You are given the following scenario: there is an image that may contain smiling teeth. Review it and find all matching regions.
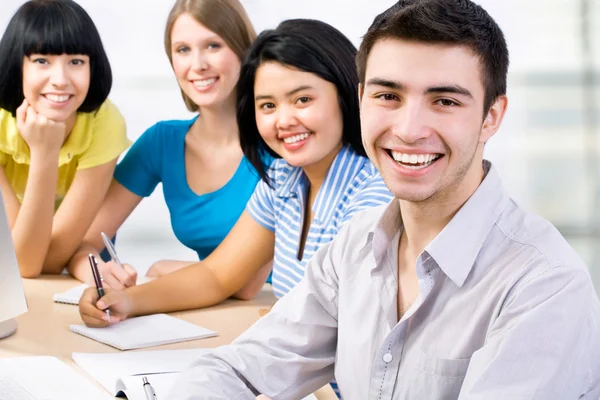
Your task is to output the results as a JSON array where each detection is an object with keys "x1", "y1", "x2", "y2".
[
  {"x1": 390, "y1": 152, "x2": 440, "y2": 164},
  {"x1": 45, "y1": 94, "x2": 70, "y2": 103},
  {"x1": 193, "y1": 78, "x2": 217, "y2": 88},
  {"x1": 283, "y1": 133, "x2": 309, "y2": 144}
]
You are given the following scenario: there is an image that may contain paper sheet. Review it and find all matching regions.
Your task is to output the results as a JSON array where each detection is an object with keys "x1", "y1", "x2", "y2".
[
  {"x1": 73, "y1": 348, "x2": 209, "y2": 394},
  {"x1": 0, "y1": 356, "x2": 111, "y2": 400}
]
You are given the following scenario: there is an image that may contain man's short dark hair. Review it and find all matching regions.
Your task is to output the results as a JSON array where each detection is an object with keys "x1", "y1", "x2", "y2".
[
  {"x1": 357, "y1": 0, "x2": 509, "y2": 113},
  {"x1": 0, "y1": 0, "x2": 112, "y2": 116}
]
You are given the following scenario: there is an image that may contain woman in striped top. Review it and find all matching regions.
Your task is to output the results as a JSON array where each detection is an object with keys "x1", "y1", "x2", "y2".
[
  {"x1": 78, "y1": 19, "x2": 392, "y2": 326},
  {"x1": 237, "y1": 19, "x2": 394, "y2": 298}
]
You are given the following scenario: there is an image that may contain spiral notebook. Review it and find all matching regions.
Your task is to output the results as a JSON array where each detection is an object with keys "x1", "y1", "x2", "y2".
[{"x1": 69, "y1": 314, "x2": 217, "y2": 350}]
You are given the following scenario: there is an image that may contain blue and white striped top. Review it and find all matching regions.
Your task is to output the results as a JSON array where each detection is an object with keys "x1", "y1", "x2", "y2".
[{"x1": 247, "y1": 144, "x2": 394, "y2": 298}]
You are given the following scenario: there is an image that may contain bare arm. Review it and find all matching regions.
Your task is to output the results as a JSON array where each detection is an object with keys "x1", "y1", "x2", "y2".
[
  {"x1": 147, "y1": 259, "x2": 273, "y2": 301},
  {"x1": 128, "y1": 211, "x2": 275, "y2": 315},
  {"x1": 67, "y1": 179, "x2": 142, "y2": 286},
  {"x1": 0, "y1": 152, "x2": 59, "y2": 278},
  {"x1": 233, "y1": 260, "x2": 273, "y2": 301},
  {"x1": 79, "y1": 211, "x2": 275, "y2": 325},
  {"x1": 1, "y1": 100, "x2": 121, "y2": 277},
  {"x1": 42, "y1": 159, "x2": 117, "y2": 274},
  {"x1": 0, "y1": 101, "x2": 69, "y2": 277}
]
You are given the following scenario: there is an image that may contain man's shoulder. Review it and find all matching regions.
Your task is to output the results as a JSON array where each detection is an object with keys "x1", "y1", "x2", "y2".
[{"x1": 495, "y1": 199, "x2": 585, "y2": 271}]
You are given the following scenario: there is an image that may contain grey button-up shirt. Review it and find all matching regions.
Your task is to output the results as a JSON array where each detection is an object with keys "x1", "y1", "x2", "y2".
[{"x1": 170, "y1": 161, "x2": 600, "y2": 400}]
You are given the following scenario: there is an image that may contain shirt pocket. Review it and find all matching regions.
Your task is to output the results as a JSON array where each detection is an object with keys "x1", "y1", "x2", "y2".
[
  {"x1": 399, "y1": 350, "x2": 471, "y2": 400},
  {"x1": 415, "y1": 350, "x2": 471, "y2": 378}
]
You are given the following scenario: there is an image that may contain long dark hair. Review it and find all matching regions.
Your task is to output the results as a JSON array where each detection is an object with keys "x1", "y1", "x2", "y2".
[{"x1": 237, "y1": 19, "x2": 364, "y2": 184}]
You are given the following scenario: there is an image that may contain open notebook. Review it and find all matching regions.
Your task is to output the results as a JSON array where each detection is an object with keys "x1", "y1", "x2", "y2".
[
  {"x1": 69, "y1": 314, "x2": 217, "y2": 350},
  {"x1": 73, "y1": 349, "x2": 317, "y2": 400},
  {"x1": 73, "y1": 349, "x2": 205, "y2": 400}
]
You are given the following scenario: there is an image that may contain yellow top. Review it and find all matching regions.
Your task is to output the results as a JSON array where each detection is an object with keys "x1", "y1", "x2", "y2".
[{"x1": 0, "y1": 99, "x2": 131, "y2": 209}]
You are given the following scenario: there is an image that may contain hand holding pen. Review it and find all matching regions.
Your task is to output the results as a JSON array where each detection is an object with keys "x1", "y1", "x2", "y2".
[
  {"x1": 96, "y1": 232, "x2": 137, "y2": 289},
  {"x1": 88, "y1": 254, "x2": 110, "y2": 321},
  {"x1": 78, "y1": 278, "x2": 135, "y2": 327}
]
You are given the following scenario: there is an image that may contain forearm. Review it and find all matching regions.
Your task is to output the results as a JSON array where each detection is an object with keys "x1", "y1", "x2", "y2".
[
  {"x1": 146, "y1": 259, "x2": 195, "y2": 277},
  {"x1": 43, "y1": 229, "x2": 98, "y2": 274},
  {"x1": 233, "y1": 260, "x2": 272, "y2": 301},
  {"x1": 11, "y1": 151, "x2": 59, "y2": 277},
  {"x1": 67, "y1": 244, "x2": 102, "y2": 285},
  {"x1": 127, "y1": 263, "x2": 231, "y2": 316}
]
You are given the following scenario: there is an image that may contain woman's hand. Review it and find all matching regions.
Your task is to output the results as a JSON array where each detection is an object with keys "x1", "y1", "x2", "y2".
[
  {"x1": 15, "y1": 99, "x2": 65, "y2": 154},
  {"x1": 78, "y1": 286, "x2": 133, "y2": 327},
  {"x1": 99, "y1": 260, "x2": 138, "y2": 289}
]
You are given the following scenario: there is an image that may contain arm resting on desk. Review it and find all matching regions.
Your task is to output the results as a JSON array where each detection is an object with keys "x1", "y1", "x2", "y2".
[
  {"x1": 126, "y1": 211, "x2": 275, "y2": 316},
  {"x1": 80, "y1": 211, "x2": 276, "y2": 326}
]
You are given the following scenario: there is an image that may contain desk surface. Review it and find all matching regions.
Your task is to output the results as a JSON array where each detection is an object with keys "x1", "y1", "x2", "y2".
[{"x1": 0, "y1": 276, "x2": 336, "y2": 399}]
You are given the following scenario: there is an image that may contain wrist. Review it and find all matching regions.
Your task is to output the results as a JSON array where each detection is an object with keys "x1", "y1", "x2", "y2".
[
  {"x1": 126, "y1": 285, "x2": 142, "y2": 317},
  {"x1": 29, "y1": 148, "x2": 60, "y2": 165}
]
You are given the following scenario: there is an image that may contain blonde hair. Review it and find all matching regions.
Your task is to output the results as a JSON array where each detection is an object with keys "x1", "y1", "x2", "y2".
[{"x1": 165, "y1": 0, "x2": 256, "y2": 111}]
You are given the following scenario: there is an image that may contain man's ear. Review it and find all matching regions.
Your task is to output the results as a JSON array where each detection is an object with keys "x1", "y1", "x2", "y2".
[{"x1": 480, "y1": 95, "x2": 508, "y2": 143}]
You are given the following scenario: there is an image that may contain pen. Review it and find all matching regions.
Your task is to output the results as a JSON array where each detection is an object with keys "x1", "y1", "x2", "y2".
[
  {"x1": 88, "y1": 254, "x2": 110, "y2": 321},
  {"x1": 142, "y1": 376, "x2": 159, "y2": 400},
  {"x1": 101, "y1": 232, "x2": 123, "y2": 269}
]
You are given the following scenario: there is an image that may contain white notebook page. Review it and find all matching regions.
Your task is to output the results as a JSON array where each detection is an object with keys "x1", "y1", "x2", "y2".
[
  {"x1": 69, "y1": 313, "x2": 217, "y2": 350},
  {"x1": 73, "y1": 348, "x2": 209, "y2": 393}
]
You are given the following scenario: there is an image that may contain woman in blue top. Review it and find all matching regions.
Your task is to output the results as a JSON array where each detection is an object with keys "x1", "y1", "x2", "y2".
[
  {"x1": 68, "y1": 0, "x2": 268, "y2": 292},
  {"x1": 79, "y1": 19, "x2": 393, "y2": 321}
]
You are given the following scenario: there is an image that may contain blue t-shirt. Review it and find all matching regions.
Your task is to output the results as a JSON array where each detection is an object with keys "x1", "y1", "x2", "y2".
[{"x1": 114, "y1": 118, "x2": 261, "y2": 260}]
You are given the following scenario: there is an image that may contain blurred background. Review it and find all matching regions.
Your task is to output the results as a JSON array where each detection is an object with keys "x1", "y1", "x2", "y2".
[{"x1": 1, "y1": 0, "x2": 599, "y2": 292}]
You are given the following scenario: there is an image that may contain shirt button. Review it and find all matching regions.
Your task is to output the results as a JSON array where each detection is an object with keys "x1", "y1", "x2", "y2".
[{"x1": 383, "y1": 353, "x2": 393, "y2": 363}]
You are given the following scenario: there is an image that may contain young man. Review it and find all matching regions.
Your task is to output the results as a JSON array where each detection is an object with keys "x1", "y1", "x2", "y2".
[{"x1": 169, "y1": 1, "x2": 600, "y2": 399}]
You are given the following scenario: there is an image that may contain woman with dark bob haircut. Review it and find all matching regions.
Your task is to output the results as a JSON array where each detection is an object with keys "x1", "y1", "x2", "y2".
[
  {"x1": 0, "y1": 0, "x2": 130, "y2": 278},
  {"x1": 79, "y1": 20, "x2": 392, "y2": 389}
]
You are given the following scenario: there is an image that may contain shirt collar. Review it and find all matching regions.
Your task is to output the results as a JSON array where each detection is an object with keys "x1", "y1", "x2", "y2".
[
  {"x1": 424, "y1": 161, "x2": 510, "y2": 286},
  {"x1": 370, "y1": 199, "x2": 403, "y2": 268},
  {"x1": 368, "y1": 160, "x2": 509, "y2": 287},
  {"x1": 275, "y1": 166, "x2": 305, "y2": 198}
]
